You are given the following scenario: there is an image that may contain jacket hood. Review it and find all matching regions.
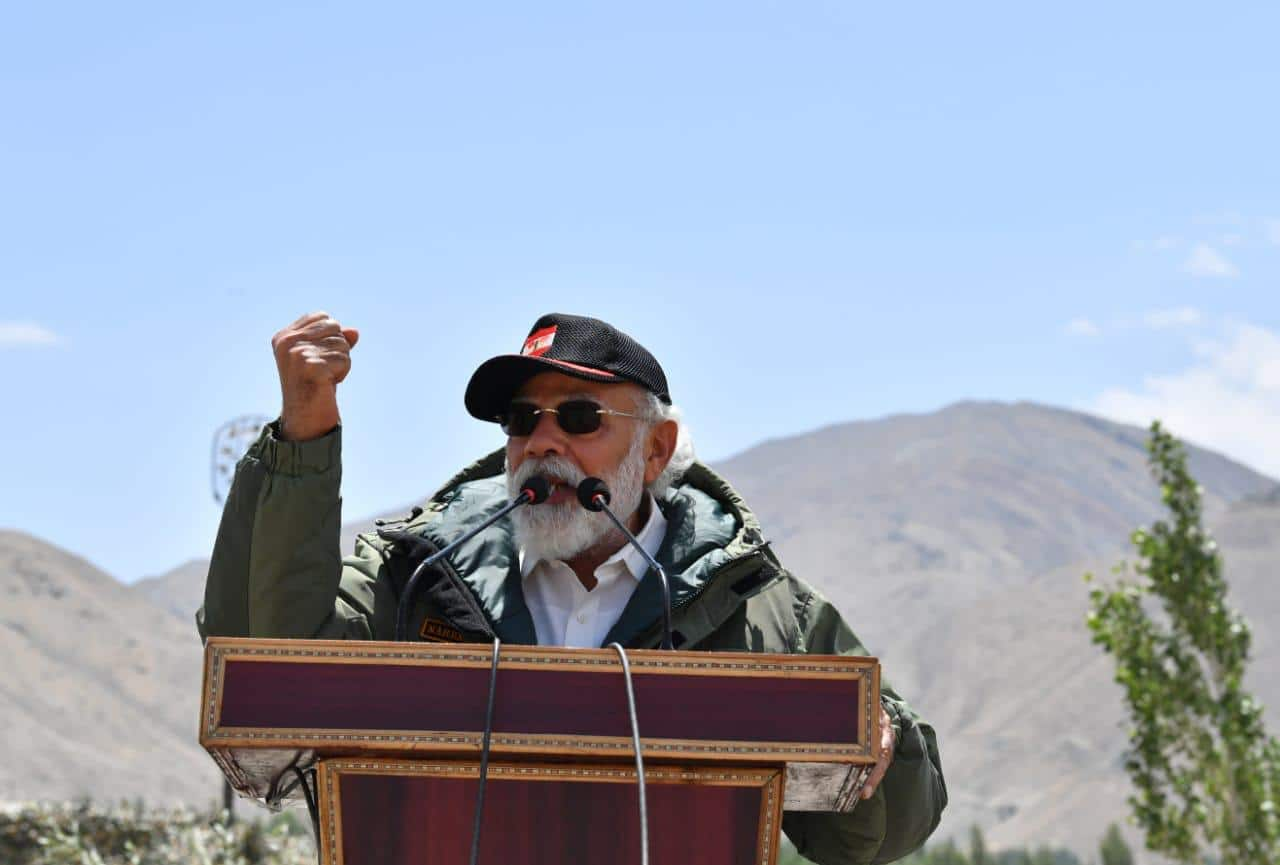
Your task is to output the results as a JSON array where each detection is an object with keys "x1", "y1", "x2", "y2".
[{"x1": 404, "y1": 449, "x2": 778, "y2": 647}]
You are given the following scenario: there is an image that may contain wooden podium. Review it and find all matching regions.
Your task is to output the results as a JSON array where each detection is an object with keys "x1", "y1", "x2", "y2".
[{"x1": 200, "y1": 637, "x2": 880, "y2": 865}]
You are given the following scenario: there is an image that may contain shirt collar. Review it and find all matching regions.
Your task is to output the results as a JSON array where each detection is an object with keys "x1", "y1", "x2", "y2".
[{"x1": 519, "y1": 492, "x2": 667, "y2": 582}]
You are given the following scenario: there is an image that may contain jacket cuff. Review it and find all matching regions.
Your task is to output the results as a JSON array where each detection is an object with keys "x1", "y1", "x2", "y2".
[{"x1": 247, "y1": 418, "x2": 342, "y2": 476}]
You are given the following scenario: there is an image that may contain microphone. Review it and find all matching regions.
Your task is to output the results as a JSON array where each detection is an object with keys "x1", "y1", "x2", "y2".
[
  {"x1": 577, "y1": 477, "x2": 675, "y2": 651},
  {"x1": 519, "y1": 476, "x2": 553, "y2": 506},
  {"x1": 395, "y1": 476, "x2": 550, "y2": 641}
]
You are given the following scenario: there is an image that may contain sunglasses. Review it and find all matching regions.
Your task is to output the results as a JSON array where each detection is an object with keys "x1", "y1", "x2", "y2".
[{"x1": 498, "y1": 399, "x2": 644, "y2": 436}]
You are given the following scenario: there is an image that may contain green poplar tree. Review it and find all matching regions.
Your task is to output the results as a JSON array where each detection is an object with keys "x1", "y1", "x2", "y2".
[
  {"x1": 930, "y1": 839, "x2": 968, "y2": 865},
  {"x1": 970, "y1": 825, "x2": 990, "y2": 865},
  {"x1": 995, "y1": 851, "x2": 1031, "y2": 865},
  {"x1": 1098, "y1": 823, "x2": 1133, "y2": 865},
  {"x1": 1086, "y1": 421, "x2": 1280, "y2": 864}
]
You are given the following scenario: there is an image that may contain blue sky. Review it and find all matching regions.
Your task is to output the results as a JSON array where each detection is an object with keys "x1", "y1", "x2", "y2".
[{"x1": 2, "y1": 2, "x2": 1278, "y2": 582}]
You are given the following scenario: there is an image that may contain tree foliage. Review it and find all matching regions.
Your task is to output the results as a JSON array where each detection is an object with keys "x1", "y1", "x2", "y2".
[
  {"x1": 893, "y1": 837, "x2": 1082, "y2": 865},
  {"x1": 1086, "y1": 421, "x2": 1280, "y2": 864},
  {"x1": 0, "y1": 801, "x2": 312, "y2": 865},
  {"x1": 781, "y1": 827, "x2": 1082, "y2": 865},
  {"x1": 970, "y1": 825, "x2": 990, "y2": 865},
  {"x1": 1098, "y1": 823, "x2": 1133, "y2": 865}
]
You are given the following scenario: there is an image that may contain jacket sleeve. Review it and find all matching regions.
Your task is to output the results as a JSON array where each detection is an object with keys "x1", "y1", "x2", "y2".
[
  {"x1": 196, "y1": 421, "x2": 389, "y2": 642},
  {"x1": 784, "y1": 585, "x2": 948, "y2": 865}
]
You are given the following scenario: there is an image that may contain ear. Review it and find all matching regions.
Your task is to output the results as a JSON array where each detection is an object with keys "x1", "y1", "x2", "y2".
[{"x1": 643, "y1": 419, "x2": 679, "y2": 487}]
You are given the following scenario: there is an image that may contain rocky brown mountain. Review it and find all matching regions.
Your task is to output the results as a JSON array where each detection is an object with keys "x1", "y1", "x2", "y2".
[{"x1": 0, "y1": 532, "x2": 222, "y2": 806}]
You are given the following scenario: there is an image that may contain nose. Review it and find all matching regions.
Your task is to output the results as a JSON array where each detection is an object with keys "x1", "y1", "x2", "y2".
[{"x1": 522, "y1": 408, "x2": 567, "y2": 458}]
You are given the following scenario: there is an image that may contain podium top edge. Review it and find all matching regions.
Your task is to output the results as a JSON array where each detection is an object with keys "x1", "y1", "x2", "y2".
[{"x1": 203, "y1": 636, "x2": 878, "y2": 670}]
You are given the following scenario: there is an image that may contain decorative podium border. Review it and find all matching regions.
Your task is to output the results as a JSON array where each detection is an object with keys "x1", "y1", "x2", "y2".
[
  {"x1": 200, "y1": 637, "x2": 879, "y2": 765},
  {"x1": 316, "y1": 758, "x2": 785, "y2": 865}
]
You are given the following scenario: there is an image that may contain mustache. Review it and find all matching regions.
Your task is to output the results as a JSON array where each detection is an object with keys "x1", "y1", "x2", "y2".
[{"x1": 508, "y1": 456, "x2": 587, "y2": 496}]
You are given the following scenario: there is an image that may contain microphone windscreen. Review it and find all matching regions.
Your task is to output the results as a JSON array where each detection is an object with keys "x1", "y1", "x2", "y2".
[
  {"x1": 576, "y1": 477, "x2": 611, "y2": 511},
  {"x1": 521, "y1": 476, "x2": 551, "y2": 504}
]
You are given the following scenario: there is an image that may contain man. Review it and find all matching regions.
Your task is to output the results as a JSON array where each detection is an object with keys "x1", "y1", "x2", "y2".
[{"x1": 198, "y1": 311, "x2": 946, "y2": 865}]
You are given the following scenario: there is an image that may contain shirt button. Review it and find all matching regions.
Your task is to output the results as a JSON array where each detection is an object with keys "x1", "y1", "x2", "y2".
[{"x1": 576, "y1": 613, "x2": 588, "y2": 624}]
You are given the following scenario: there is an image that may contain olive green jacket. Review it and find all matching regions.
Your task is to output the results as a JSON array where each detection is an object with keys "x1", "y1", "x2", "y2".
[{"x1": 198, "y1": 423, "x2": 947, "y2": 864}]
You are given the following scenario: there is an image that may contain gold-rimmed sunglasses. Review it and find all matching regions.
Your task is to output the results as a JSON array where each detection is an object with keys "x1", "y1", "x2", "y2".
[{"x1": 498, "y1": 399, "x2": 644, "y2": 436}]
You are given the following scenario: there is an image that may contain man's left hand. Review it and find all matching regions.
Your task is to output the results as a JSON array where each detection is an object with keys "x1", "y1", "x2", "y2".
[{"x1": 860, "y1": 705, "x2": 897, "y2": 799}]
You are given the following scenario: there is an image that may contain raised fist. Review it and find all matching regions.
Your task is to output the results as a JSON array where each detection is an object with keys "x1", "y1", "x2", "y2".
[{"x1": 272, "y1": 312, "x2": 360, "y2": 441}]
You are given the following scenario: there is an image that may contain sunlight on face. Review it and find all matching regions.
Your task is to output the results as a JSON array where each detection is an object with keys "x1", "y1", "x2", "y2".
[{"x1": 504, "y1": 373, "x2": 650, "y2": 563}]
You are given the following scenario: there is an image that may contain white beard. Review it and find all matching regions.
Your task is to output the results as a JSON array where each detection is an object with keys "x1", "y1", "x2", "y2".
[{"x1": 506, "y1": 434, "x2": 647, "y2": 564}]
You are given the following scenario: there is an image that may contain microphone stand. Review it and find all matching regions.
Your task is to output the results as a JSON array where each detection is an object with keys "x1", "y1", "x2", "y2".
[
  {"x1": 577, "y1": 477, "x2": 674, "y2": 651},
  {"x1": 394, "y1": 477, "x2": 550, "y2": 641},
  {"x1": 575, "y1": 477, "x2": 666, "y2": 865}
]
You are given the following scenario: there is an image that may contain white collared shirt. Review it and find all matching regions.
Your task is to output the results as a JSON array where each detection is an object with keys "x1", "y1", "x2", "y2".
[{"x1": 520, "y1": 495, "x2": 668, "y2": 648}]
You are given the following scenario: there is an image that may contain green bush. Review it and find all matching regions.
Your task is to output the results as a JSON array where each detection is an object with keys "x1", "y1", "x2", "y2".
[{"x1": 0, "y1": 801, "x2": 315, "y2": 865}]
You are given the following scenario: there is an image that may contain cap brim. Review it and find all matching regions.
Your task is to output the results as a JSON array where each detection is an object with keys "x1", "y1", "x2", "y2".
[{"x1": 465, "y1": 354, "x2": 626, "y2": 422}]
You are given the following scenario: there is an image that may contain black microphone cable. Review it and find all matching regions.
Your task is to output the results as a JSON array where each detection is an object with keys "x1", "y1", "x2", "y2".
[
  {"x1": 395, "y1": 477, "x2": 551, "y2": 641},
  {"x1": 469, "y1": 637, "x2": 501, "y2": 865},
  {"x1": 266, "y1": 753, "x2": 319, "y2": 853},
  {"x1": 577, "y1": 478, "x2": 675, "y2": 651},
  {"x1": 609, "y1": 642, "x2": 649, "y2": 865},
  {"x1": 288, "y1": 764, "x2": 320, "y2": 853},
  {"x1": 469, "y1": 641, "x2": 648, "y2": 865}
]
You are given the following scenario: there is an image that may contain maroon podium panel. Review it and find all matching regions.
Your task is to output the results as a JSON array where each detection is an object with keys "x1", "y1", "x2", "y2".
[
  {"x1": 317, "y1": 759, "x2": 784, "y2": 865},
  {"x1": 201, "y1": 638, "x2": 879, "y2": 766}
]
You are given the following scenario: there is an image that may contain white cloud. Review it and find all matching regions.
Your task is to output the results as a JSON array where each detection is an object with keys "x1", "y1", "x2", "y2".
[
  {"x1": 1064, "y1": 318, "x2": 1101, "y2": 337},
  {"x1": 1183, "y1": 243, "x2": 1239, "y2": 278},
  {"x1": 0, "y1": 321, "x2": 61, "y2": 348},
  {"x1": 1090, "y1": 322, "x2": 1280, "y2": 479},
  {"x1": 1143, "y1": 307, "x2": 1202, "y2": 330}
]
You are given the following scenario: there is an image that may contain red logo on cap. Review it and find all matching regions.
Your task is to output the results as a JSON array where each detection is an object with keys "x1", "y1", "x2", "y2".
[{"x1": 522, "y1": 325, "x2": 557, "y2": 357}]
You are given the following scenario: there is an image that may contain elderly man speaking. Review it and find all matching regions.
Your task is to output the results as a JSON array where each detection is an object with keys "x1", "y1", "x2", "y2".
[{"x1": 198, "y1": 311, "x2": 946, "y2": 865}]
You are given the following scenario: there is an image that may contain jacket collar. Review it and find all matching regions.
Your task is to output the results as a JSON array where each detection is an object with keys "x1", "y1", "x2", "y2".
[{"x1": 408, "y1": 450, "x2": 775, "y2": 648}]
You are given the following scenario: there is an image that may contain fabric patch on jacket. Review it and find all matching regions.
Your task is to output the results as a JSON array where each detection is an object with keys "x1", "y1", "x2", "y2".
[{"x1": 420, "y1": 617, "x2": 465, "y2": 643}]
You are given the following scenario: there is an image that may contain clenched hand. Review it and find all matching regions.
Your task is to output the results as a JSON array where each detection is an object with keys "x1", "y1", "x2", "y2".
[
  {"x1": 272, "y1": 311, "x2": 359, "y2": 441},
  {"x1": 860, "y1": 705, "x2": 897, "y2": 799}
]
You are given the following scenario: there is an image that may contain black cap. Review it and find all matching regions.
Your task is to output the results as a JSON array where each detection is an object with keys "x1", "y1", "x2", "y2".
[{"x1": 465, "y1": 313, "x2": 671, "y2": 422}]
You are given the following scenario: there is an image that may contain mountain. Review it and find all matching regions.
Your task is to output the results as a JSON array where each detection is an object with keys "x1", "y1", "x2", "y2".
[
  {"x1": 0, "y1": 531, "x2": 222, "y2": 805},
  {"x1": 6, "y1": 401, "x2": 1278, "y2": 861},
  {"x1": 719, "y1": 400, "x2": 1267, "y2": 598},
  {"x1": 130, "y1": 559, "x2": 209, "y2": 625}
]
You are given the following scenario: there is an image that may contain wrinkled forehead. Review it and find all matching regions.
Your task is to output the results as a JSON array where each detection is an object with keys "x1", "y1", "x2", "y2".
[{"x1": 513, "y1": 371, "x2": 646, "y2": 409}]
